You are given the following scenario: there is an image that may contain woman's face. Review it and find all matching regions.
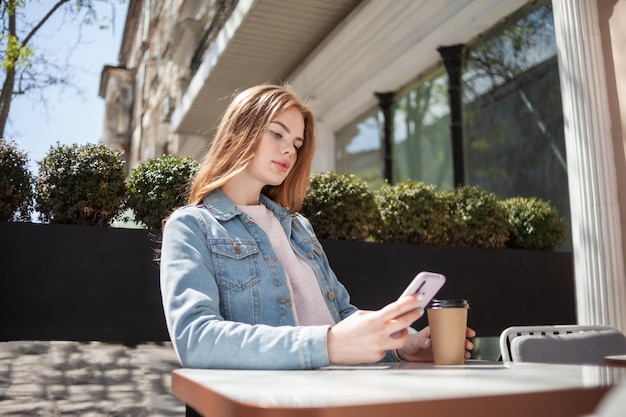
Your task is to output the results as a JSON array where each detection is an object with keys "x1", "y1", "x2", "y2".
[{"x1": 245, "y1": 107, "x2": 305, "y2": 189}]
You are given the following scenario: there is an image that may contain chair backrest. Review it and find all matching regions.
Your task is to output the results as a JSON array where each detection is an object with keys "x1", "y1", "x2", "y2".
[{"x1": 499, "y1": 324, "x2": 626, "y2": 365}]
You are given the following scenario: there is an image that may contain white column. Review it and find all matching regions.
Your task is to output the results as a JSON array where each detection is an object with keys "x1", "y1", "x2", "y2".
[
  {"x1": 311, "y1": 121, "x2": 336, "y2": 174},
  {"x1": 552, "y1": 0, "x2": 626, "y2": 332}
]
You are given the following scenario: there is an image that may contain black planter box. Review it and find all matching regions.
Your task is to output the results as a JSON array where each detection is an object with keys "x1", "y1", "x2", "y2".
[
  {"x1": 0, "y1": 221, "x2": 575, "y2": 343},
  {"x1": 0, "y1": 221, "x2": 167, "y2": 343},
  {"x1": 321, "y1": 239, "x2": 576, "y2": 337}
]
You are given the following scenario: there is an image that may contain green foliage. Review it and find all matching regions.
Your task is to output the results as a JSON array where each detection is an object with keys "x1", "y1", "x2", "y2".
[
  {"x1": 502, "y1": 197, "x2": 567, "y2": 250},
  {"x1": 126, "y1": 155, "x2": 200, "y2": 230},
  {"x1": 0, "y1": 138, "x2": 33, "y2": 221},
  {"x1": 302, "y1": 173, "x2": 565, "y2": 250},
  {"x1": 300, "y1": 172, "x2": 381, "y2": 240},
  {"x1": 35, "y1": 142, "x2": 126, "y2": 226},
  {"x1": 441, "y1": 185, "x2": 510, "y2": 248},
  {"x1": 2, "y1": 0, "x2": 25, "y2": 15},
  {"x1": 374, "y1": 180, "x2": 450, "y2": 245},
  {"x1": 2, "y1": 33, "x2": 34, "y2": 70}
]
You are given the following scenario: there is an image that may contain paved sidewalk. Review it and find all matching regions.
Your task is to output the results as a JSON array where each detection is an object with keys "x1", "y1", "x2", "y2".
[{"x1": 0, "y1": 341, "x2": 185, "y2": 416}]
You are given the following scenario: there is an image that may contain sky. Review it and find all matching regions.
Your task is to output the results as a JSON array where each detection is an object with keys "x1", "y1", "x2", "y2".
[{"x1": 4, "y1": 1, "x2": 128, "y2": 174}]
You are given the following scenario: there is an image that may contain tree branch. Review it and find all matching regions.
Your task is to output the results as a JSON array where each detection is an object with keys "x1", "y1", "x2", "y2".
[{"x1": 22, "y1": 0, "x2": 71, "y2": 47}]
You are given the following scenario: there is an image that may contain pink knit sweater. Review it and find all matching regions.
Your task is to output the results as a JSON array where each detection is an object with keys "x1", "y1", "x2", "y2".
[{"x1": 238, "y1": 204, "x2": 336, "y2": 326}]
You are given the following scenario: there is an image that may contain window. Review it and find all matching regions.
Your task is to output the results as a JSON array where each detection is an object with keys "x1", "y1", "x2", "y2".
[
  {"x1": 335, "y1": 106, "x2": 385, "y2": 189},
  {"x1": 462, "y1": 1, "x2": 570, "y2": 248},
  {"x1": 393, "y1": 70, "x2": 453, "y2": 190}
]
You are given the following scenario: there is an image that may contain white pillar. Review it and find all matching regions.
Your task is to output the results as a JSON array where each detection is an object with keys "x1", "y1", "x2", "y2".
[
  {"x1": 552, "y1": 0, "x2": 626, "y2": 332},
  {"x1": 311, "y1": 121, "x2": 336, "y2": 174}
]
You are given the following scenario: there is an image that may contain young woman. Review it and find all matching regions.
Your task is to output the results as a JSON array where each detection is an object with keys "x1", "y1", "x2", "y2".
[{"x1": 159, "y1": 84, "x2": 474, "y2": 369}]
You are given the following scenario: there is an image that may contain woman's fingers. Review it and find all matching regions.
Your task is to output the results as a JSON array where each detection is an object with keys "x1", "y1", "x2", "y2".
[
  {"x1": 327, "y1": 297, "x2": 427, "y2": 365},
  {"x1": 379, "y1": 297, "x2": 423, "y2": 328},
  {"x1": 379, "y1": 295, "x2": 421, "y2": 318}
]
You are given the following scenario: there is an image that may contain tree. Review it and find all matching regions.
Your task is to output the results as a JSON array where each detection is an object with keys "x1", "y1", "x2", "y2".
[{"x1": 0, "y1": 0, "x2": 115, "y2": 138}]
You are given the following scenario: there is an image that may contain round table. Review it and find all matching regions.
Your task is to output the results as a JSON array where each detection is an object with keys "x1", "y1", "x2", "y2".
[{"x1": 604, "y1": 354, "x2": 626, "y2": 367}]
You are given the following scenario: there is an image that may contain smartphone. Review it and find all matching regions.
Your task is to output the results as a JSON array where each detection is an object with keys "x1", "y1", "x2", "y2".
[{"x1": 398, "y1": 271, "x2": 446, "y2": 308}]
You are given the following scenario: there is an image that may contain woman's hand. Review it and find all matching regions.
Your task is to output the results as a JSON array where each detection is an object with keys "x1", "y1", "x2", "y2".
[
  {"x1": 396, "y1": 326, "x2": 476, "y2": 362},
  {"x1": 327, "y1": 296, "x2": 424, "y2": 365}
]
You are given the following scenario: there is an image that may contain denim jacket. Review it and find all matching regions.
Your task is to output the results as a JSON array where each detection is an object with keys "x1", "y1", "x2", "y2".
[{"x1": 160, "y1": 189, "x2": 397, "y2": 369}]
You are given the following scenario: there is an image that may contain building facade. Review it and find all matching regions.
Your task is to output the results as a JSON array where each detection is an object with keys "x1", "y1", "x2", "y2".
[{"x1": 99, "y1": 0, "x2": 626, "y2": 333}]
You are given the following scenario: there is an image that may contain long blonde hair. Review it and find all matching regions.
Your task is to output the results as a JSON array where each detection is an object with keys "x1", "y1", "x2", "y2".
[{"x1": 188, "y1": 84, "x2": 316, "y2": 212}]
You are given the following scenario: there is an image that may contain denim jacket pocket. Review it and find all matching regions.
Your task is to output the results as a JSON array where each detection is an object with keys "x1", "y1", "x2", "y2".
[{"x1": 210, "y1": 239, "x2": 261, "y2": 291}]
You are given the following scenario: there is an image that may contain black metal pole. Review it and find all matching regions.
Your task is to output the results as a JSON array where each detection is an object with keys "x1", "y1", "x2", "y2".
[
  {"x1": 438, "y1": 44, "x2": 465, "y2": 187},
  {"x1": 375, "y1": 92, "x2": 395, "y2": 184}
]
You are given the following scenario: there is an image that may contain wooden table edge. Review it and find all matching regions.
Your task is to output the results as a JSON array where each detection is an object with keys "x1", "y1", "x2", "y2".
[
  {"x1": 171, "y1": 370, "x2": 610, "y2": 417},
  {"x1": 604, "y1": 355, "x2": 626, "y2": 367}
]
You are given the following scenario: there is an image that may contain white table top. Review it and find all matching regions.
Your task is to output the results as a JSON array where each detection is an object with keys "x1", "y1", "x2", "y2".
[{"x1": 172, "y1": 361, "x2": 626, "y2": 417}]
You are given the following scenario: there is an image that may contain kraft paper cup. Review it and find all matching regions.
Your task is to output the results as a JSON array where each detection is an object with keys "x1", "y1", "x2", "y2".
[{"x1": 427, "y1": 299, "x2": 470, "y2": 365}]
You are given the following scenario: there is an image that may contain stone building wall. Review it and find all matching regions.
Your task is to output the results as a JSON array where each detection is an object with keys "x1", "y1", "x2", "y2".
[{"x1": 100, "y1": 0, "x2": 234, "y2": 171}]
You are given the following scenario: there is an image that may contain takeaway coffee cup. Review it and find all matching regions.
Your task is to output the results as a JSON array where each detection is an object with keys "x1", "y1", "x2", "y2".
[{"x1": 427, "y1": 299, "x2": 470, "y2": 365}]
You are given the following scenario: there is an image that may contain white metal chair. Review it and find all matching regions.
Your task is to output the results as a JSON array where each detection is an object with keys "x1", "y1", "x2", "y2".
[{"x1": 499, "y1": 324, "x2": 626, "y2": 365}]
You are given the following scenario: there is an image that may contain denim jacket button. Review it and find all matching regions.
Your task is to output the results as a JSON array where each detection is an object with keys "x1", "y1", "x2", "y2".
[
  {"x1": 307, "y1": 252, "x2": 314, "y2": 259},
  {"x1": 327, "y1": 291, "x2": 335, "y2": 301},
  {"x1": 279, "y1": 298, "x2": 291, "y2": 304}
]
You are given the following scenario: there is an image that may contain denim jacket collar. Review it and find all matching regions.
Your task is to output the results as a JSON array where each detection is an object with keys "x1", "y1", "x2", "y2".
[{"x1": 203, "y1": 188, "x2": 293, "y2": 223}]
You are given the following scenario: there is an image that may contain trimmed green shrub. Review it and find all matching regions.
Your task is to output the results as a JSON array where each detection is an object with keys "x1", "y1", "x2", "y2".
[
  {"x1": 298, "y1": 171, "x2": 567, "y2": 250},
  {"x1": 0, "y1": 139, "x2": 33, "y2": 221},
  {"x1": 126, "y1": 155, "x2": 200, "y2": 229},
  {"x1": 35, "y1": 143, "x2": 127, "y2": 226},
  {"x1": 374, "y1": 180, "x2": 450, "y2": 245},
  {"x1": 502, "y1": 197, "x2": 567, "y2": 250},
  {"x1": 300, "y1": 172, "x2": 381, "y2": 240},
  {"x1": 442, "y1": 185, "x2": 509, "y2": 248}
]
